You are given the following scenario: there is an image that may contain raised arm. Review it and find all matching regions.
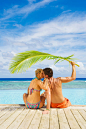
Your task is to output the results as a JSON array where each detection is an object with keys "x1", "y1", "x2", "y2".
[
  {"x1": 38, "y1": 78, "x2": 49, "y2": 90},
  {"x1": 59, "y1": 61, "x2": 76, "y2": 83}
]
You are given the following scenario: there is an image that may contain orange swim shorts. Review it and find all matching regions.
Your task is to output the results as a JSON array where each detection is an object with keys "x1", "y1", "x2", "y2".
[{"x1": 51, "y1": 98, "x2": 71, "y2": 108}]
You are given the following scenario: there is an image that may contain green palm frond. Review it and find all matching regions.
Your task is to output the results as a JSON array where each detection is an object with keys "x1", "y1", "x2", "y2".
[{"x1": 9, "y1": 50, "x2": 80, "y2": 74}]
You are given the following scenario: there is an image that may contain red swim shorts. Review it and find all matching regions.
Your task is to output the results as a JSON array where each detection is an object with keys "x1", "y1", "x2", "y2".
[{"x1": 51, "y1": 98, "x2": 71, "y2": 108}]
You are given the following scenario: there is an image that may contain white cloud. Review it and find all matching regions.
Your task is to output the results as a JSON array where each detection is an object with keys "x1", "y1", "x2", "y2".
[
  {"x1": 49, "y1": 62, "x2": 86, "y2": 77},
  {"x1": 0, "y1": 51, "x2": 16, "y2": 69},
  {"x1": 1, "y1": 13, "x2": 86, "y2": 65},
  {"x1": 77, "y1": 62, "x2": 85, "y2": 70},
  {"x1": 2, "y1": 65, "x2": 9, "y2": 70},
  {"x1": 49, "y1": 64, "x2": 69, "y2": 72},
  {"x1": 76, "y1": 62, "x2": 86, "y2": 74},
  {"x1": 0, "y1": 12, "x2": 86, "y2": 77},
  {"x1": 11, "y1": 51, "x2": 16, "y2": 56},
  {"x1": 2, "y1": 52, "x2": 14, "y2": 59},
  {"x1": 13, "y1": 24, "x2": 23, "y2": 28},
  {"x1": 0, "y1": 61, "x2": 3, "y2": 67},
  {"x1": 28, "y1": 0, "x2": 36, "y2": 4},
  {"x1": 0, "y1": 0, "x2": 54, "y2": 21},
  {"x1": 2, "y1": 12, "x2": 86, "y2": 54}
]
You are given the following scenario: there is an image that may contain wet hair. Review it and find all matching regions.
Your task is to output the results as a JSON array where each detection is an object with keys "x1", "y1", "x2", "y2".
[
  {"x1": 35, "y1": 69, "x2": 43, "y2": 77},
  {"x1": 43, "y1": 68, "x2": 53, "y2": 77}
]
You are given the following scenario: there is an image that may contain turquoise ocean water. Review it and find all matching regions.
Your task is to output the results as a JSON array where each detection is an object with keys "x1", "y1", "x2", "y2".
[{"x1": 0, "y1": 78, "x2": 86, "y2": 105}]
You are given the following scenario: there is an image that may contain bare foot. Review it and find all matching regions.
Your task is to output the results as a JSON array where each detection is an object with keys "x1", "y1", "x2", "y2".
[{"x1": 42, "y1": 110, "x2": 50, "y2": 114}]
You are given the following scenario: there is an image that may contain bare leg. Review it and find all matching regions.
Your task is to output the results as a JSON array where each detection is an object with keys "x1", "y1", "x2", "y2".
[
  {"x1": 39, "y1": 95, "x2": 45, "y2": 108},
  {"x1": 23, "y1": 93, "x2": 28, "y2": 108}
]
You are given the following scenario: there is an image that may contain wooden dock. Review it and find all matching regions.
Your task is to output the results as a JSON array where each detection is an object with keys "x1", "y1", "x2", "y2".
[{"x1": 0, "y1": 105, "x2": 86, "y2": 129}]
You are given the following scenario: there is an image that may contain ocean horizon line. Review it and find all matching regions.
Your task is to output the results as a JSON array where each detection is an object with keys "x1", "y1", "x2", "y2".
[
  {"x1": 0, "y1": 77, "x2": 86, "y2": 78},
  {"x1": 0, "y1": 78, "x2": 86, "y2": 81}
]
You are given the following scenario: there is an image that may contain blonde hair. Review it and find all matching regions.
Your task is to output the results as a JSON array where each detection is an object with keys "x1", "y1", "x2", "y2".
[{"x1": 35, "y1": 69, "x2": 43, "y2": 77}]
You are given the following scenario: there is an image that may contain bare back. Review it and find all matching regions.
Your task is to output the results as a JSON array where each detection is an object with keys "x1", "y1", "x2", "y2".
[
  {"x1": 49, "y1": 77, "x2": 64, "y2": 103},
  {"x1": 47, "y1": 62, "x2": 76, "y2": 104},
  {"x1": 27, "y1": 78, "x2": 48, "y2": 103},
  {"x1": 27, "y1": 79, "x2": 41, "y2": 103}
]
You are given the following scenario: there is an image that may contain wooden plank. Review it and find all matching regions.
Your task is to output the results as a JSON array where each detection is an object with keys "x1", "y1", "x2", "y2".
[
  {"x1": 49, "y1": 108, "x2": 59, "y2": 129},
  {"x1": 71, "y1": 109, "x2": 86, "y2": 129},
  {"x1": 64, "y1": 109, "x2": 80, "y2": 129},
  {"x1": 28, "y1": 109, "x2": 42, "y2": 129},
  {"x1": 0, "y1": 109, "x2": 8, "y2": 118},
  {"x1": 7, "y1": 109, "x2": 29, "y2": 129},
  {"x1": 58, "y1": 109, "x2": 70, "y2": 129},
  {"x1": 0, "y1": 105, "x2": 86, "y2": 129},
  {"x1": 0, "y1": 109, "x2": 24, "y2": 129},
  {"x1": 18, "y1": 109, "x2": 36, "y2": 129},
  {"x1": 39, "y1": 110, "x2": 50, "y2": 129},
  {"x1": 28, "y1": 125, "x2": 40, "y2": 129},
  {"x1": 84, "y1": 109, "x2": 86, "y2": 112},
  {"x1": 78, "y1": 109, "x2": 86, "y2": 121},
  {"x1": 0, "y1": 109, "x2": 16, "y2": 125}
]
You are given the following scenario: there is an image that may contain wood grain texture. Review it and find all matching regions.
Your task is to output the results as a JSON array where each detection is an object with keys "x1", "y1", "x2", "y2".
[{"x1": 0, "y1": 105, "x2": 86, "y2": 129}]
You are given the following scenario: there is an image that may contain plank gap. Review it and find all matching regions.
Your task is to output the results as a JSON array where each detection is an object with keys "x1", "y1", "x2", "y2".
[
  {"x1": 70, "y1": 109, "x2": 82, "y2": 129},
  {"x1": 78, "y1": 109, "x2": 86, "y2": 122},
  {"x1": 63, "y1": 109, "x2": 71, "y2": 129}
]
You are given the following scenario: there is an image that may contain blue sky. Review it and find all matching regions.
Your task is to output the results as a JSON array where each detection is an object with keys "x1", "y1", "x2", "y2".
[{"x1": 0, "y1": 0, "x2": 86, "y2": 78}]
